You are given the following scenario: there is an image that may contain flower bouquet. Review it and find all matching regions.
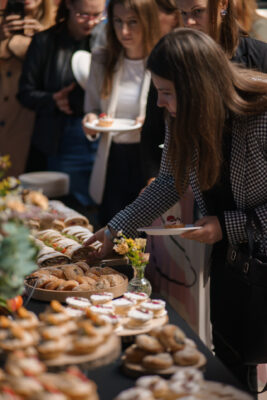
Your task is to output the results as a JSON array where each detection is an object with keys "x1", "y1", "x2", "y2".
[
  {"x1": 0, "y1": 156, "x2": 37, "y2": 314},
  {"x1": 113, "y1": 233, "x2": 152, "y2": 296}
]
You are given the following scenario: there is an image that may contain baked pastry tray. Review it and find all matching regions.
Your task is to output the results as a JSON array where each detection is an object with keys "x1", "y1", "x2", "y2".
[{"x1": 24, "y1": 273, "x2": 128, "y2": 302}]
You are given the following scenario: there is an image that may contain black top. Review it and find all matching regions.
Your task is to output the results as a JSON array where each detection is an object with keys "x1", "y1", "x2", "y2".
[
  {"x1": 17, "y1": 22, "x2": 102, "y2": 155},
  {"x1": 140, "y1": 36, "x2": 267, "y2": 182}
]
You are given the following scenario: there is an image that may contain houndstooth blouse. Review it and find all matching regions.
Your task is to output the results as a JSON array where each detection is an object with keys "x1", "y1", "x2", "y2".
[{"x1": 109, "y1": 112, "x2": 267, "y2": 254}]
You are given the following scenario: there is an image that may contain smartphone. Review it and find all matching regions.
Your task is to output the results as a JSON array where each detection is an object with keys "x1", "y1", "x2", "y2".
[{"x1": 4, "y1": 0, "x2": 25, "y2": 34}]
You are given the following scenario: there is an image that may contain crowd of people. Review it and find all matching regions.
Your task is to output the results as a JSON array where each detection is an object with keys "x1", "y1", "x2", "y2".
[{"x1": 1, "y1": 0, "x2": 267, "y2": 395}]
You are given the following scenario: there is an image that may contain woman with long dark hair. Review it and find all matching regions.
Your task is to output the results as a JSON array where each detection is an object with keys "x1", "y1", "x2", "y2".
[
  {"x1": 140, "y1": 0, "x2": 267, "y2": 185},
  {"x1": 85, "y1": 28, "x2": 267, "y2": 392},
  {"x1": 18, "y1": 0, "x2": 105, "y2": 207}
]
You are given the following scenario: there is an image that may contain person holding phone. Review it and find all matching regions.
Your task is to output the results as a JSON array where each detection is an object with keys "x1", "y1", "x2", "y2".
[
  {"x1": 0, "y1": 0, "x2": 54, "y2": 176},
  {"x1": 18, "y1": 0, "x2": 106, "y2": 208}
]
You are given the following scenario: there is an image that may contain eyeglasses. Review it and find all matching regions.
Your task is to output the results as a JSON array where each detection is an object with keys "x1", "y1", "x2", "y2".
[{"x1": 74, "y1": 10, "x2": 105, "y2": 23}]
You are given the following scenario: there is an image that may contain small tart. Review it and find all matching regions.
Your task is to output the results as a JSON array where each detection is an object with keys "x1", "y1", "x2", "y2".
[
  {"x1": 97, "y1": 114, "x2": 114, "y2": 127},
  {"x1": 123, "y1": 292, "x2": 148, "y2": 304},
  {"x1": 65, "y1": 307, "x2": 84, "y2": 318},
  {"x1": 112, "y1": 298, "x2": 134, "y2": 316},
  {"x1": 126, "y1": 309, "x2": 153, "y2": 329},
  {"x1": 90, "y1": 304, "x2": 114, "y2": 315},
  {"x1": 90, "y1": 292, "x2": 113, "y2": 305},
  {"x1": 140, "y1": 300, "x2": 166, "y2": 317},
  {"x1": 65, "y1": 296, "x2": 91, "y2": 310}
]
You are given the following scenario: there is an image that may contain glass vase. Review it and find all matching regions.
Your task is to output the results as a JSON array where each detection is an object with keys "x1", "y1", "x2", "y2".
[{"x1": 127, "y1": 263, "x2": 152, "y2": 296}]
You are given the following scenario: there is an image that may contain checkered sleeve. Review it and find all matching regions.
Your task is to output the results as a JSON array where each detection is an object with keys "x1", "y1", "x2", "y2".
[
  {"x1": 108, "y1": 126, "x2": 180, "y2": 237},
  {"x1": 224, "y1": 113, "x2": 267, "y2": 254}
]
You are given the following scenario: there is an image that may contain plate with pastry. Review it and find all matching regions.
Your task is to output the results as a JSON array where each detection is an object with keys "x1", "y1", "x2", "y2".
[
  {"x1": 84, "y1": 115, "x2": 142, "y2": 133},
  {"x1": 137, "y1": 225, "x2": 202, "y2": 236}
]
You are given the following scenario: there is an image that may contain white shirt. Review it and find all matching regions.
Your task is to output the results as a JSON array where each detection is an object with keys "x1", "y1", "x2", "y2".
[{"x1": 112, "y1": 58, "x2": 145, "y2": 144}]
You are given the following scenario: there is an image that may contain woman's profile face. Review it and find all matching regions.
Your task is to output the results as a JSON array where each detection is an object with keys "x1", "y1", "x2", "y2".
[
  {"x1": 152, "y1": 73, "x2": 177, "y2": 117},
  {"x1": 176, "y1": 0, "x2": 209, "y2": 33},
  {"x1": 112, "y1": 4, "x2": 143, "y2": 58}
]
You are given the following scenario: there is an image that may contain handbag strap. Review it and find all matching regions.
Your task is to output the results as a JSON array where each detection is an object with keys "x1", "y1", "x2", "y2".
[{"x1": 245, "y1": 210, "x2": 262, "y2": 257}]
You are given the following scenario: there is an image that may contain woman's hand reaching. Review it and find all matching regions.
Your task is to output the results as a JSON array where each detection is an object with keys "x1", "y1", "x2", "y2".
[
  {"x1": 181, "y1": 216, "x2": 223, "y2": 245},
  {"x1": 83, "y1": 227, "x2": 115, "y2": 261}
]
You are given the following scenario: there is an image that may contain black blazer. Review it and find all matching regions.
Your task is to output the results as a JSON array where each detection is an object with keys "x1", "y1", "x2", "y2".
[
  {"x1": 140, "y1": 36, "x2": 267, "y2": 182},
  {"x1": 17, "y1": 22, "x2": 103, "y2": 156}
]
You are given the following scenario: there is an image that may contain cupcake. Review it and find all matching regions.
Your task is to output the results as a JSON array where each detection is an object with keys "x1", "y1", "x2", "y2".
[
  {"x1": 140, "y1": 299, "x2": 166, "y2": 318},
  {"x1": 126, "y1": 309, "x2": 153, "y2": 329},
  {"x1": 112, "y1": 298, "x2": 134, "y2": 316},
  {"x1": 90, "y1": 292, "x2": 113, "y2": 305},
  {"x1": 123, "y1": 292, "x2": 148, "y2": 305},
  {"x1": 90, "y1": 304, "x2": 114, "y2": 316},
  {"x1": 65, "y1": 297, "x2": 91, "y2": 310}
]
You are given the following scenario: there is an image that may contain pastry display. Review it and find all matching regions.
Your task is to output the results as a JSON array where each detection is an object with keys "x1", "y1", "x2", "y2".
[
  {"x1": 64, "y1": 293, "x2": 168, "y2": 335},
  {"x1": 97, "y1": 113, "x2": 114, "y2": 127},
  {"x1": 115, "y1": 368, "x2": 253, "y2": 400},
  {"x1": 25, "y1": 264, "x2": 127, "y2": 300},
  {"x1": 122, "y1": 324, "x2": 206, "y2": 375},
  {"x1": 0, "y1": 301, "x2": 119, "y2": 369},
  {"x1": 35, "y1": 229, "x2": 101, "y2": 261},
  {"x1": 0, "y1": 351, "x2": 99, "y2": 400}
]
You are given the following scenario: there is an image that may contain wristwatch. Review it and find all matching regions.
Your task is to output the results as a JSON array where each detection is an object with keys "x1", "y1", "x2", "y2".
[{"x1": 104, "y1": 226, "x2": 116, "y2": 242}]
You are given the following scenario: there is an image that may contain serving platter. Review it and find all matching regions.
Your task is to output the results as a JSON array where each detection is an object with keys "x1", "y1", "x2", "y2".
[
  {"x1": 45, "y1": 334, "x2": 121, "y2": 370},
  {"x1": 24, "y1": 273, "x2": 128, "y2": 303}
]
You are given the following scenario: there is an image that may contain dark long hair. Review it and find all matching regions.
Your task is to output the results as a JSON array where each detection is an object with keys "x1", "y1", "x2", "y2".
[
  {"x1": 147, "y1": 28, "x2": 267, "y2": 195},
  {"x1": 102, "y1": 0, "x2": 160, "y2": 98}
]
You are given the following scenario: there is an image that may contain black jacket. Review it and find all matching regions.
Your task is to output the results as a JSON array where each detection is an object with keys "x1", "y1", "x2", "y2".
[
  {"x1": 17, "y1": 22, "x2": 103, "y2": 156},
  {"x1": 140, "y1": 36, "x2": 267, "y2": 182}
]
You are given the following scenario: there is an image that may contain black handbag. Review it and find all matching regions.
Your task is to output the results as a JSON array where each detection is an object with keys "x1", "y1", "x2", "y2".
[{"x1": 226, "y1": 213, "x2": 267, "y2": 367}]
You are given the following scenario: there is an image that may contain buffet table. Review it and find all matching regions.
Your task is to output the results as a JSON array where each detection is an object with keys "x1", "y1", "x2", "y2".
[{"x1": 25, "y1": 292, "x2": 254, "y2": 400}]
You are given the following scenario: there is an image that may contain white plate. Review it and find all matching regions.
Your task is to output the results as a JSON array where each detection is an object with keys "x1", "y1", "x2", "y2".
[
  {"x1": 84, "y1": 118, "x2": 142, "y2": 133},
  {"x1": 137, "y1": 225, "x2": 202, "y2": 236},
  {"x1": 71, "y1": 50, "x2": 91, "y2": 90}
]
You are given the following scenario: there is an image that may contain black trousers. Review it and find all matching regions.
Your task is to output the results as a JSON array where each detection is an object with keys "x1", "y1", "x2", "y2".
[
  {"x1": 210, "y1": 243, "x2": 258, "y2": 395},
  {"x1": 98, "y1": 142, "x2": 145, "y2": 226}
]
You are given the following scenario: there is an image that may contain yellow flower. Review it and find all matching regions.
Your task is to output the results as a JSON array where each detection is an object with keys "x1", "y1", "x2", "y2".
[
  {"x1": 135, "y1": 238, "x2": 147, "y2": 249},
  {"x1": 113, "y1": 242, "x2": 129, "y2": 255}
]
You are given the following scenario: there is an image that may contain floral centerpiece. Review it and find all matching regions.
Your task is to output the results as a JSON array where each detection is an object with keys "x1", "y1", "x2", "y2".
[
  {"x1": 113, "y1": 233, "x2": 152, "y2": 296},
  {"x1": 0, "y1": 155, "x2": 37, "y2": 313}
]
